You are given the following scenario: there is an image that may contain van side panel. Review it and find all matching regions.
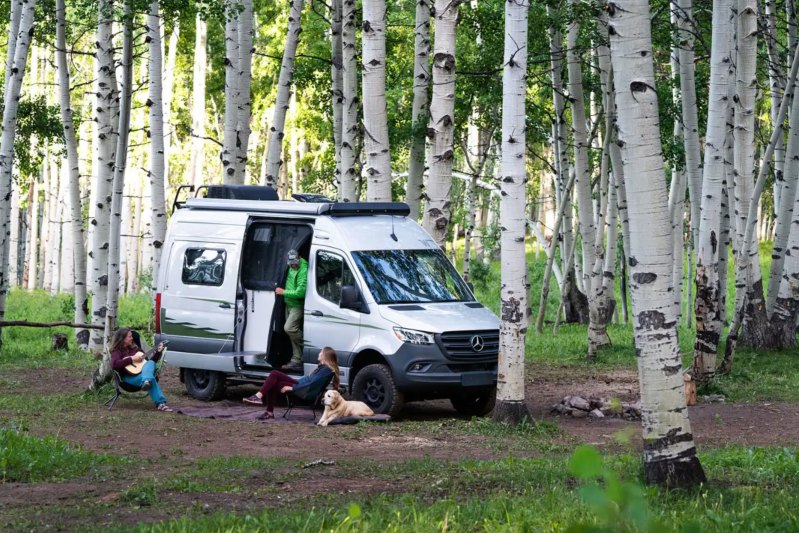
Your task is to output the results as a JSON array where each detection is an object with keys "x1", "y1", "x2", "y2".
[{"x1": 159, "y1": 226, "x2": 242, "y2": 354}]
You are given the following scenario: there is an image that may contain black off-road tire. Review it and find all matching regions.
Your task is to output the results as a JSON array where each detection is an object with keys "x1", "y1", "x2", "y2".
[
  {"x1": 184, "y1": 369, "x2": 226, "y2": 401},
  {"x1": 351, "y1": 364, "x2": 404, "y2": 418},
  {"x1": 450, "y1": 387, "x2": 496, "y2": 417}
]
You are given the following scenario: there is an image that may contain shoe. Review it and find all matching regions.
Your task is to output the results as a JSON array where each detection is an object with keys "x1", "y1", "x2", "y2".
[
  {"x1": 242, "y1": 394, "x2": 263, "y2": 406},
  {"x1": 156, "y1": 403, "x2": 173, "y2": 412},
  {"x1": 141, "y1": 380, "x2": 152, "y2": 391},
  {"x1": 283, "y1": 362, "x2": 303, "y2": 373},
  {"x1": 257, "y1": 411, "x2": 275, "y2": 420}
]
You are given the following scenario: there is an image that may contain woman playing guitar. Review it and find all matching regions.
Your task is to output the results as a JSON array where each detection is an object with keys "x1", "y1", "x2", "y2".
[{"x1": 110, "y1": 328, "x2": 172, "y2": 411}]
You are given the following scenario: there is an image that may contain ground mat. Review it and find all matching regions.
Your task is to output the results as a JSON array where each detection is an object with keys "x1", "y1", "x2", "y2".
[{"x1": 176, "y1": 400, "x2": 317, "y2": 422}]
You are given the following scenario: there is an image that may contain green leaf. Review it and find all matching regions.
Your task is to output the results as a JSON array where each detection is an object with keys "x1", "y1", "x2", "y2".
[
  {"x1": 568, "y1": 446, "x2": 605, "y2": 479},
  {"x1": 348, "y1": 503, "x2": 361, "y2": 519}
]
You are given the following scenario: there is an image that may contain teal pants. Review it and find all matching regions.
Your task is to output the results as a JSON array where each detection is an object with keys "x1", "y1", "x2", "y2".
[{"x1": 284, "y1": 306, "x2": 304, "y2": 364}]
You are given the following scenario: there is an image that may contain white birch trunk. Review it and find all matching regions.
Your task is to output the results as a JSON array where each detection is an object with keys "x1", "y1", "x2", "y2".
[
  {"x1": 494, "y1": 0, "x2": 530, "y2": 424},
  {"x1": 89, "y1": 0, "x2": 118, "y2": 353},
  {"x1": 162, "y1": 18, "x2": 179, "y2": 191},
  {"x1": 676, "y1": 0, "x2": 702, "y2": 248},
  {"x1": 422, "y1": 0, "x2": 458, "y2": 248},
  {"x1": 26, "y1": 176, "x2": 39, "y2": 290},
  {"x1": 265, "y1": 0, "x2": 306, "y2": 187},
  {"x1": 0, "y1": 0, "x2": 37, "y2": 346},
  {"x1": 57, "y1": 159, "x2": 73, "y2": 293},
  {"x1": 147, "y1": 0, "x2": 167, "y2": 292},
  {"x1": 102, "y1": 0, "x2": 134, "y2": 353},
  {"x1": 236, "y1": 0, "x2": 254, "y2": 179},
  {"x1": 765, "y1": 0, "x2": 786, "y2": 210},
  {"x1": 608, "y1": 0, "x2": 705, "y2": 487},
  {"x1": 693, "y1": 0, "x2": 734, "y2": 380},
  {"x1": 406, "y1": 0, "x2": 431, "y2": 220},
  {"x1": 189, "y1": 14, "x2": 207, "y2": 188},
  {"x1": 669, "y1": 4, "x2": 686, "y2": 321},
  {"x1": 8, "y1": 181, "x2": 20, "y2": 287},
  {"x1": 43, "y1": 153, "x2": 57, "y2": 291},
  {"x1": 773, "y1": 187, "x2": 799, "y2": 345},
  {"x1": 4, "y1": 0, "x2": 23, "y2": 90},
  {"x1": 331, "y1": 0, "x2": 344, "y2": 190},
  {"x1": 362, "y1": 0, "x2": 392, "y2": 202},
  {"x1": 338, "y1": 0, "x2": 359, "y2": 201},
  {"x1": 222, "y1": 2, "x2": 241, "y2": 184}
]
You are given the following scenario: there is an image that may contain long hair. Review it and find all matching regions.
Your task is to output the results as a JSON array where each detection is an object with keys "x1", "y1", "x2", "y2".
[
  {"x1": 110, "y1": 328, "x2": 131, "y2": 354},
  {"x1": 321, "y1": 346, "x2": 340, "y2": 390}
]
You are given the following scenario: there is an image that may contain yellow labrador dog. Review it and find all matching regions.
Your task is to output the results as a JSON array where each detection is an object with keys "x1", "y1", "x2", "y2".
[{"x1": 318, "y1": 390, "x2": 374, "y2": 426}]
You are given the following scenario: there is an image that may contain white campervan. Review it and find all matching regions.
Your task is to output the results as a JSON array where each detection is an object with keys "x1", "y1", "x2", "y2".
[{"x1": 155, "y1": 185, "x2": 499, "y2": 417}]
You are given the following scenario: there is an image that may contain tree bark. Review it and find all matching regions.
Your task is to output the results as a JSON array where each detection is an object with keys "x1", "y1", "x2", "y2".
[
  {"x1": 608, "y1": 0, "x2": 706, "y2": 487},
  {"x1": 406, "y1": 0, "x2": 431, "y2": 220},
  {"x1": 222, "y1": 1, "x2": 242, "y2": 184},
  {"x1": 147, "y1": 0, "x2": 168, "y2": 292},
  {"x1": 338, "y1": 0, "x2": 359, "y2": 201},
  {"x1": 236, "y1": 0, "x2": 254, "y2": 178},
  {"x1": 0, "y1": 0, "x2": 38, "y2": 351},
  {"x1": 265, "y1": 0, "x2": 306, "y2": 187},
  {"x1": 189, "y1": 14, "x2": 208, "y2": 188},
  {"x1": 693, "y1": 0, "x2": 734, "y2": 382},
  {"x1": 362, "y1": 0, "x2": 392, "y2": 201},
  {"x1": 494, "y1": 0, "x2": 531, "y2": 425},
  {"x1": 331, "y1": 0, "x2": 344, "y2": 191},
  {"x1": 96, "y1": 0, "x2": 134, "y2": 389},
  {"x1": 162, "y1": 17, "x2": 179, "y2": 189}
]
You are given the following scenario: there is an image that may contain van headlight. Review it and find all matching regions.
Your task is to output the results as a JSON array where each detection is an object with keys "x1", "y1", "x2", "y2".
[{"x1": 393, "y1": 327, "x2": 435, "y2": 345}]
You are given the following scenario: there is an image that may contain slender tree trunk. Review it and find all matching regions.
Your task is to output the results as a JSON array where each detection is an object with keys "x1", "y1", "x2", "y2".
[
  {"x1": 494, "y1": 0, "x2": 530, "y2": 425},
  {"x1": 236, "y1": 0, "x2": 254, "y2": 179},
  {"x1": 147, "y1": 0, "x2": 167, "y2": 291},
  {"x1": 406, "y1": 0, "x2": 431, "y2": 220},
  {"x1": 669, "y1": 4, "x2": 687, "y2": 322},
  {"x1": 89, "y1": 0, "x2": 118, "y2": 354},
  {"x1": 422, "y1": 0, "x2": 459, "y2": 248},
  {"x1": 0, "y1": 0, "x2": 37, "y2": 351},
  {"x1": 4, "y1": 0, "x2": 23, "y2": 90},
  {"x1": 693, "y1": 0, "x2": 734, "y2": 382},
  {"x1": 362, "y1": 0, "x2": 392, "y2": 201},
  {"x1": 94, "y1": 0, "x2": 133, "y2": 389},
  {"x1": 222, "y1": 2, "x2": 241, "y2": 184},
  {"x1": 189, "y1": 14, "x2": 207, "y2": 188},
  {"x1": 764, "y1": 0, "x2": 786, "y2": 211},
  {"x1": 162, "y1": 18, "x2": 179, "y2": 190},
  {"x1": 338, "y1": 0, "x2": 359, "y2": 201},
  {"x1": 608, "y1": 0, "x2": 706, "y2": 487},
  {"x1": 8, "y1": 181, "x2": 20, "y2": 288},
  {"x1": 331, "y1": 0, "x2": 344, "y2": 190},
  {"x1": 26, "y1": 176, "x2": 39, "y2": 290},
  {"x1": 265, "y1": 0, "x2": 306, "y2": 187}
]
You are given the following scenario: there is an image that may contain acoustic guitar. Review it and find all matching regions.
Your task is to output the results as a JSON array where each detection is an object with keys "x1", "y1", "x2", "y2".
[{"x1": 124, "y1": 342, "x2": 167, "y2": 375}]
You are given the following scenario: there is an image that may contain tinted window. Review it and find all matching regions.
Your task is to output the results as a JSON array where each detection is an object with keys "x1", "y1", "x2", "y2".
[
  {"x1": 241, "y1": 223, "x2": 313, "y2": 290},
  {"x1": 316, "y1": 250, "x2": 356, "y2": 304},
  {"x1": 352, "y1": 249, "x2": 473, "y2": 304},
  {"x1": 182, "y1": 248, "x2": 226, "y2": 286}
]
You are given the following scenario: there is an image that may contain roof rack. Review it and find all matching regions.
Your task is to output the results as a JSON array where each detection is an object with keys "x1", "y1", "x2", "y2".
[{"x1": 319, "y1": 202, "x2": 410, "y2": 217}]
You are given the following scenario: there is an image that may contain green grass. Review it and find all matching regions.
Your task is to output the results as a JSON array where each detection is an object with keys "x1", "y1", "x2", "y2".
[
  {"x1": 112, "y1": 446, "x2": 799, "y2": 532},
  {"x1": 0, "y1": 425, "x2": 106, "y2": 482}
]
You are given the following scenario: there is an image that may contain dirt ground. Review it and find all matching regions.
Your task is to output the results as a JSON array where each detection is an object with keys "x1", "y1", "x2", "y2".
[{"x1": 2, "y1": 363, "x2": 798, "y2": 531}]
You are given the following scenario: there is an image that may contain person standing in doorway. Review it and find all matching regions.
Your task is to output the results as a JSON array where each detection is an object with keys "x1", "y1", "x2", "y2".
[{"x1": 276, "y1": 249, "x2": 308, "y2": 372}]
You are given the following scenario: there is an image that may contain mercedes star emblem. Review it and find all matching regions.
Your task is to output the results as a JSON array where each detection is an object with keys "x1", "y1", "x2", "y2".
[{"x1": 470, "y1": 335, "x2": 485, "y2": 352}]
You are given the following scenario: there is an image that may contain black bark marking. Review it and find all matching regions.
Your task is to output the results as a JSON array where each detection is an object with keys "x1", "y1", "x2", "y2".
[{"x1": 632, "y1": 272, "x2": 657, "y2": 284}]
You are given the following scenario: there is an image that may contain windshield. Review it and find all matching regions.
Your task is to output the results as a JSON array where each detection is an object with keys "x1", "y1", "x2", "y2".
[{"x1": 351, "y1": 249, "x2": 474, "y2": 304}]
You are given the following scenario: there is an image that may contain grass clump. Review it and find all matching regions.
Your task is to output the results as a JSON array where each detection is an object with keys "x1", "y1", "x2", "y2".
[{"x1": 0, "y1": 425, "x2": 102, "y2": 482}]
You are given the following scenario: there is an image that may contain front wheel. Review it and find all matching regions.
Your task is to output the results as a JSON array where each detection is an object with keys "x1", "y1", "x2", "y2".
[
  {"x1": 184, "y1": 369, "x2": 226, "y2": 401},
  {"x1": 351, "y1": 364, "x2": 404, "y2": 418},
  {"x1": 450, "y1": 388, "x2": 496, "y2": 417}
]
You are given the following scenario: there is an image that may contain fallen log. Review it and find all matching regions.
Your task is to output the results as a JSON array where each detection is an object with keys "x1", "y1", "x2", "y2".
[{"x1": 0, "y1": 320, "x2": 104, "y2": 330}]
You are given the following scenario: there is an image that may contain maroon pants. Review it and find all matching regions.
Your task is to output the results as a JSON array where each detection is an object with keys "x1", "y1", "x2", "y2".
[{"x1": 259, "y1": 370, "x2": 298, "y2": 412}]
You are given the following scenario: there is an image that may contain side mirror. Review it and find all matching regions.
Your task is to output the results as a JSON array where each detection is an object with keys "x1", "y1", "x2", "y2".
[{"x1": 340, "y1": 285, "x2": 363, "y2": 311}]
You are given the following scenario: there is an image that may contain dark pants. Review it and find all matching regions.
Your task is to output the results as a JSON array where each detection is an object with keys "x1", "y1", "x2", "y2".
[{"x1": 259, "y1": 370, "x2": 298, "y2": 412}]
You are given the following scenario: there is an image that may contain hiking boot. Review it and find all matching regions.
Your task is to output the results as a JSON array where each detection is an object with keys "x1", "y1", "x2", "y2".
[
  {"x1": 242, "y1": 394, "x2": 263, "y2": 406},
  {"x1": 257, "y1": 411, "x2": 275, "y2": 420},
  {"x1": 156, "y1": 403, "x2": 173, "y2": 412},
  {"x1": 141, "y1": 379, "x2": 152, "y2": 391},
  {"x1": 283, "y1": 362, "x2": 303, "y2": 373}
]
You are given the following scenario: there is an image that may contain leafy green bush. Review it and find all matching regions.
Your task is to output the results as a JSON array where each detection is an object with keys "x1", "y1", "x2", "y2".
[{"x1": 0, "y1": 426, "x2": 101, "y2": 482}]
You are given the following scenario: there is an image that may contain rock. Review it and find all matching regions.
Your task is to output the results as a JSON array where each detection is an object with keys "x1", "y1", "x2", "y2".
[
  {"x1": 699, "y1": 394, "x2": 726, "y2": 404},
  {"x1": 571, "y1": 409, "x2": 589, "y2": 419},
  {"x1": 568, "y1": 396, "x2": 591, "y2": 411},
  {"x1": 551, "y1": 403, "x2": 571, "y2": 415},
  {"x1": 589, "y1": 409, "x2": 604, "y2": 419}
]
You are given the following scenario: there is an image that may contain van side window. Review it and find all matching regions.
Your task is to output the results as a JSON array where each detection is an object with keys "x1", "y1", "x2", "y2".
[
  {"x1": 182, "y1": 248, "x2": 226, "y2": 286},
  {"x1": 316, "y1": 250, "x2": 355, "y2": 304}
]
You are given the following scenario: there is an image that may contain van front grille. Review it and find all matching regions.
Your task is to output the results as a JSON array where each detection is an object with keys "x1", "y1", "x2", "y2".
[{"x1": 436, "y1": 330, "x2": 499, "y2": 360}]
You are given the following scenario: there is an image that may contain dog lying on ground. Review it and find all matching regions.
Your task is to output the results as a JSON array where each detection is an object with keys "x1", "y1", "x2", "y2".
[{"x1": 318, "y1": 390, "x2": 374, "y2": 426}]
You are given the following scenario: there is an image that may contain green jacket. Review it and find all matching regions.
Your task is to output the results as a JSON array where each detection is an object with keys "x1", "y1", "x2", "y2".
[{"x1": 283, "y1": 258, "x2": 308, "y2": 308}]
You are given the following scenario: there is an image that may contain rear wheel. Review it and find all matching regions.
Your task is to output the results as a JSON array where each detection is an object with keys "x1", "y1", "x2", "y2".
[
  {"x1": 450, "y1": 388, "x2": 496, "y2": 417},
  {"x1": 352, "y1": 364, "x2": 404, "y2": 418},
  {"x1": 184, "y1": 369, "x2": 226, "y2": 401}
]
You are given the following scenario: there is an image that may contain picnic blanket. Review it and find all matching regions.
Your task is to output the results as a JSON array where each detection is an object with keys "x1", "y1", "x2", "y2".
[{"x1": 176, "y1": 400, "x2": 391, "y2": 424}]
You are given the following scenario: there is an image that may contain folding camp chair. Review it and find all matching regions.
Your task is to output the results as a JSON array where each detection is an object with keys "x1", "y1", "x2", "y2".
[
  {"x1": 282, "y1": 372, "x2": 335, "y2": 420},
  {"x1": 104, "y1": 347, "x2": 167, "y2": 411}
]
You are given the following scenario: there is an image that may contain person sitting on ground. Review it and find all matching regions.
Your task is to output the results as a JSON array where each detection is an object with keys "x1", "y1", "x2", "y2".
[
  {"x1": 275, "y1": 249, "x2": 308, "y2": 373},
  {"x1": 242, "y1": 346, "x2": 340, "y2": 420},
  {"x1": 110, "y1": 328, "x2": 172, "y2": 412}
]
